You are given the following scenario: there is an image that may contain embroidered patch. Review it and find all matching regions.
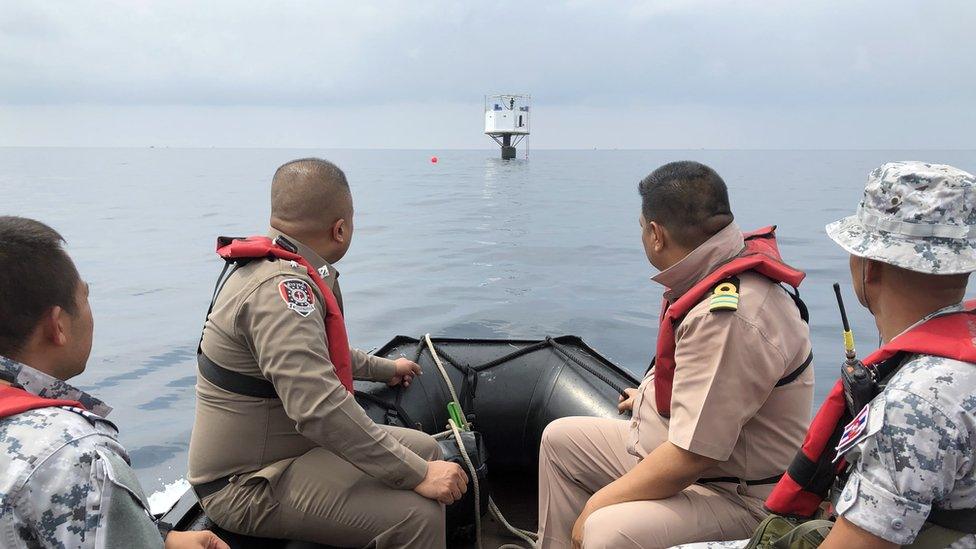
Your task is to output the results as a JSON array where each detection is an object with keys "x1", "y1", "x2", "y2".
[
  {"x1": 317, "y1": 265, "x2": 330, "y2": 278},
  {"x1": 835, "y1": 404, "x2": 870, "y2": 459},
  {"x1": 278, "y1": 279, "x2": 316, "y2": 317}
]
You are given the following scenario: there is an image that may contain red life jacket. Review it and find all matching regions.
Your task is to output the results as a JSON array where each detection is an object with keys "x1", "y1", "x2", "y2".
[
  {"x1": 215, "y1": 236, "x2": 354, "y2": 393},
  {"x1": 0, "y1": 385, "x2": 83, "y2": 419},
  {"x1": 765, "y1": 300, "x2": 976, "y2": 518},
  {"x1": 653, "y1": 226, "x2": 806, "y2": 417}
]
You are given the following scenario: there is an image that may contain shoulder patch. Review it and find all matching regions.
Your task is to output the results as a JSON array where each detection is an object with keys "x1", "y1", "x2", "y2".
[
  {"x1": 833, "y1": 399, "x2": 883, "y2": 462},
  {"x1": 278, "y1": 278, "x2": 316, "y2": 317},
  {"x1": 709, "y1": 277, "x2": 740, "y2": 312}
]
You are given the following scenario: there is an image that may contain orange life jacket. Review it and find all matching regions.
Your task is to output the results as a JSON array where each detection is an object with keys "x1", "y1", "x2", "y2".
[
  {"x1": 0, "y1": 385, "x2": 82, "y2": 418},
  {"x1": 653, "y1": 226, "x2": 807, "y2": 417},
  {"x1": 212, "y1": 235, "x2": 354, "y2": 393}
]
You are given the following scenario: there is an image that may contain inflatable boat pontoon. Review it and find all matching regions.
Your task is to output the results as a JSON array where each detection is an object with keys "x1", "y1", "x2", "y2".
[{"x1": 160, "y1": 335, "x2": 639, "y2": 548}]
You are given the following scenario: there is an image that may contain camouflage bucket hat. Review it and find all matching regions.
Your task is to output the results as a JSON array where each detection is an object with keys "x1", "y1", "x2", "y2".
[{"x1": 826, "y1": 161, "x2": 976, "y2": 275}]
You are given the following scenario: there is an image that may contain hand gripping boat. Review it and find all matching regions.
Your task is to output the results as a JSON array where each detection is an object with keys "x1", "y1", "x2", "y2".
[{"x1": 161, "y1": 334, "x2": 637, "y2": 548}]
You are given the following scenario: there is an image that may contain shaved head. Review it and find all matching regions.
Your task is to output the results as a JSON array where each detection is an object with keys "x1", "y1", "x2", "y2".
[{"x1": 270, "y1": 158, "x2": 353, "y2": 237}]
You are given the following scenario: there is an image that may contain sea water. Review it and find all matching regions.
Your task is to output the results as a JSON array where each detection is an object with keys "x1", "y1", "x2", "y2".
[{"x1": 2, "y1": 147, "x2": 974, "y2": 506}]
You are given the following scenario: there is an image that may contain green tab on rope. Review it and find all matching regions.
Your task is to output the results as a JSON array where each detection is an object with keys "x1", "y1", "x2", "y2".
[{"x1": 448, "y1": 401, "x2": 468, "y2": 432}]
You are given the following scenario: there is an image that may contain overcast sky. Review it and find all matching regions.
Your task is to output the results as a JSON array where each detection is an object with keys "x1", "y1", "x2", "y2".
[{"x1": 1, "y1": 1, "x2": 973, "y2": 149}]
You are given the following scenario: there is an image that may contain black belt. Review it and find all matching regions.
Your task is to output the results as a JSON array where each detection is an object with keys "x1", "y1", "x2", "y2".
[
  {"x1": 698, "y1": 474, "x2": 782, "y2": 486},
  {"x1": 198, "y1": 352, "x2": 278, "y2": 398},
  {"x1": 193, "y1": 475, "x2": 233, "y2": 501}
]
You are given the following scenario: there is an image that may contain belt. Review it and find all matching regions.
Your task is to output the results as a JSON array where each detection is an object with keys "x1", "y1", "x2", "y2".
[
  {"x1": 698, "y1": 474, "x2": 782, "y2": 486},
  {"x1": 192, "y1": 475, "x2": 233, "y2": 501}
]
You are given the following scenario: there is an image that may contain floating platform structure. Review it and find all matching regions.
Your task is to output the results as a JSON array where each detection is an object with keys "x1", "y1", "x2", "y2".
[{"x1": 484, "y1": 94, "x2": 530, "y2": 159}]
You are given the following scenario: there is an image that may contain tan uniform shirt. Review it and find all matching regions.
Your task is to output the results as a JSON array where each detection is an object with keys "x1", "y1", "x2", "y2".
[
  {"x1": 188, "y1": 229, "x2": 428, "y2": 490},
  {"x1": 628, "y1": 223, "x2": 814, "y2": 491}
]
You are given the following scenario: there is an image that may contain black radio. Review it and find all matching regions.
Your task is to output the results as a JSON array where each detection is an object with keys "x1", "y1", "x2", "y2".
[{"x1": 833, "y1": 283, "x2": 877, "y2": 414}]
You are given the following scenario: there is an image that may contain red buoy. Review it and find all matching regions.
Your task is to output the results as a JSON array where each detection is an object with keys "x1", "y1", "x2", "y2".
[{"x1": 430, "y1": 156, "x2": 439, "y2": 164}]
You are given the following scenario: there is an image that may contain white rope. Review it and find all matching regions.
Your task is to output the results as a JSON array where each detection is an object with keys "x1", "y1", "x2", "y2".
[
  {"x1": 426, "y1": 335, "x2": 538, "y2": 549},
  {"x1": 424, "y1": 333, "x2": 468, "y2": 429},
  {"x1": 449, "y1": 418, "x2": 482, "y2": 549},
  {"x1": 490, "y1": 498, "x2": 538, "y2": 548}
]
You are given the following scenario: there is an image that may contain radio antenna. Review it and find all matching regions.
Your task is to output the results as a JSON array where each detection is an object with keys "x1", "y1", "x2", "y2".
[{"x1": 833, "y1": 282, "x2": 856, "y2": 361}]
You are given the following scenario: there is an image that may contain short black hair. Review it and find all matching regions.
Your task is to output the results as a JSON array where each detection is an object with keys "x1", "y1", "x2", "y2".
[
  {"x1": 0, "y1": 217, "x2": 81, "y2": 357},
  {"x1": 272, "y1": 158, "x2": 349, "y2": 191},
  {"x1": 638, "y1": 161, "x2": 734, "y2": 248},
  {"x1": 270, "y1": 158, "x2": 353, "y2": 233}
]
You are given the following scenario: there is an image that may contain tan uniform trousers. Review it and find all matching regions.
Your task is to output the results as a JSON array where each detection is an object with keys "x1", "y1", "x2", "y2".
[
  {"x1": 538, "y1": 417, "x2": 767, "y2": 549},
  {"x1": 202, "y1": 425, "x2": 445, "y2": 549}
]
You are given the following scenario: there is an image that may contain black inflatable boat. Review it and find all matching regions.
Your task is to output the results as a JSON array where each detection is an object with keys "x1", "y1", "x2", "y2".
[{"x1": 160, "y1": 335, "x2": 639, "y2": 548}]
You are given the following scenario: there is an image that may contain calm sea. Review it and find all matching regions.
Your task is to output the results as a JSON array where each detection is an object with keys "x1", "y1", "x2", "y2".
[{"x1": 2, "y1": 148, "x2": 974, "y2": 499}]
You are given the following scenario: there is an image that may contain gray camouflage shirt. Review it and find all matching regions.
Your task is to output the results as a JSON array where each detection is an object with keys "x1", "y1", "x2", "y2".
[
  {"x1": 835, "y1": 348, "x2": 976, "y2": 547},
  {"x1": 674, "y1": 304, "x2": 976, "y2": 549},
  {"x1": 0, "y1": 356, "x2": 164, "y2": 549}
]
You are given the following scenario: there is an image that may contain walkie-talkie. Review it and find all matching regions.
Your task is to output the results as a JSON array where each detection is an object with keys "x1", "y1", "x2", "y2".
[{"x1": 834, "y1": 283, "x2": 876, "y2": 413}]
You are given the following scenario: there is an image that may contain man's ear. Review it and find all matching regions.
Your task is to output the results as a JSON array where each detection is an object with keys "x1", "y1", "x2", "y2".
[
  {"x1": 331, "y1": 218, "x2": 346, "y2": 243},
  {"x1": 40, "y1": 306, "x2": 70, "y2": 348},
  {"x1": 649, "y1": 221, "x2": 667, "y2": 252},
  {"x1": 863, "y1": 258, "x2": 883, "y2": 284}
]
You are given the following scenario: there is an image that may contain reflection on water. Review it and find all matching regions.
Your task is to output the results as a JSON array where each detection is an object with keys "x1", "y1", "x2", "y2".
[{"x1": 1, "y1": 147, "x2": 974, "y2": 494}]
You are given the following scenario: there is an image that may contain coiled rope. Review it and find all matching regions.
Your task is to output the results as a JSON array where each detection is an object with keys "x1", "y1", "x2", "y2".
[{"x1": 426, "y1": 334, "x2": 538, "y2": 549}]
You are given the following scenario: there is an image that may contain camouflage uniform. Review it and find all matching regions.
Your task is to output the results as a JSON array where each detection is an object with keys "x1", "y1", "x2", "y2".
[
  {"x1": 828, "y1": 162, "x2": 976, "y2": 546},
  {"x1": 0, "y1": 356, "x2": 164, "y2": 549},
  {"x1": 833, "y1": 327, "x2": 976, "y2": 547},
  {"x1": 676, "y1": 308, "x2": 976, "y2": 549},
  {"x1": 676, "y1": 161, "x2": 976, "y2": 549}
]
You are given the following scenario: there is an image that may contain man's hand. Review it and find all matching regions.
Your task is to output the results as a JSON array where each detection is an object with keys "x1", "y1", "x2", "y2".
[
  {"x1": 414, "y1": 460, "x2": 469, "y2": 504},
  {"x1": 617, "y1": 388, "x2": 638, "y2": 414},
  {"x1": 388, "y1": 358, "x2": 422, "y2": 387},
  {"x1": 571, "y1": 506, "x2": 592, "y2": 549},
  {"x1": 165, "y1": 530, "x2": 230, "y2": 549}
]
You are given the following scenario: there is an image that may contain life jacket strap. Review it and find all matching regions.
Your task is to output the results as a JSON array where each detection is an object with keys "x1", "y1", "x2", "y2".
[
  {"x1": 783, "y1": 284, "x2": 810, "y2": 323},
  {"x1": 197, "y1": 258, "x2": 249, "y2": 354},
  {"x1": 776, "y1": 351, "x2": 814, "y2": 388},
  {"x1": 927, "y1": 507, "x2": 976, "y2": 534},
  {"x1": 198, "y1": 352, "x2": 278, "y2": 399}
]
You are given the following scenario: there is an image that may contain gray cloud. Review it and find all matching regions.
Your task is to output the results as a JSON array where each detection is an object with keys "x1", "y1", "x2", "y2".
[{"x1": 1, "y1": 1, "x2": 973, "y2": 148}]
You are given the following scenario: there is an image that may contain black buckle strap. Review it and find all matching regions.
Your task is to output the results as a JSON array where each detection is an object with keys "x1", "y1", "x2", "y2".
[{"x1": 198, "y1": 352, "x2": 278, "y2": 399}]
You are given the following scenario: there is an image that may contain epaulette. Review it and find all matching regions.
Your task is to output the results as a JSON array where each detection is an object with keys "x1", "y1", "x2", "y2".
[
  {"x1": 709, "y1": 277, "x2": 740, "y2": 312},
  {"x1": 61, "y1": 406, "x2": 119, "y2": 433}
]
